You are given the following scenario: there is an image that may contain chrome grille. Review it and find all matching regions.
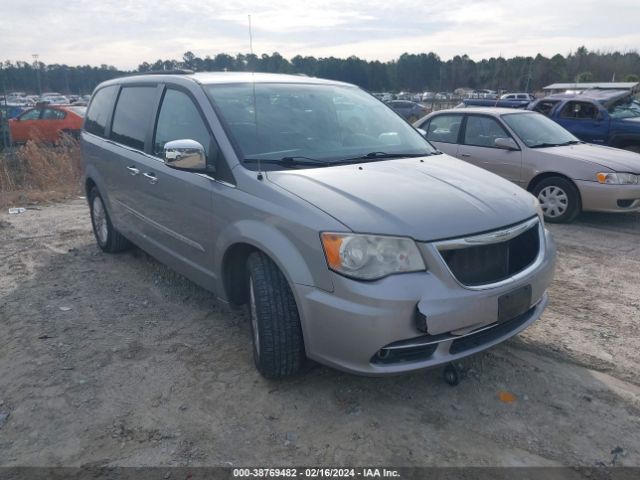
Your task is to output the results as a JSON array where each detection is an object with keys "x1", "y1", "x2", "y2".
[{"x1": 436, "y1": 218, "x2": 541, "y2": 287}]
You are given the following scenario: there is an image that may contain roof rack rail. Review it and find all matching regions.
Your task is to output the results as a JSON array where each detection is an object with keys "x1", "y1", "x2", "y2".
[{"x1": 133, "y1": 69, "x2": 195, "y2": 75}]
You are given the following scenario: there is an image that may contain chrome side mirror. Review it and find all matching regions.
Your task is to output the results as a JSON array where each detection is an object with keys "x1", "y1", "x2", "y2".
[
  {"x1": 494, "y1": 137, "x2": 519, "y2": 150},
  {"x1": 416, "y1": 127, "x2": 427, "y2": 136},
  {"x1": 163, "y1": 139, "x2": 207, "y2": 171}
]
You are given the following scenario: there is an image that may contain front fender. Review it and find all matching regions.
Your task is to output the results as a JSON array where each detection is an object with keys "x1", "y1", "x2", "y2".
[{"x1": 213, "y1": 219, "x2": 334, "y2": 302}]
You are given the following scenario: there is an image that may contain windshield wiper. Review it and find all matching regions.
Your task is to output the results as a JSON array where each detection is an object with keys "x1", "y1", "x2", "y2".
[
  {"x1": 243, "y1": 156, "x2": 329, "y2": 168},
  {"x1": 529, "y1": 140, "x2": 582, "y2": 149},
  {"x1": 333, "y1": 151, "x2": 434, "y2": 164}
]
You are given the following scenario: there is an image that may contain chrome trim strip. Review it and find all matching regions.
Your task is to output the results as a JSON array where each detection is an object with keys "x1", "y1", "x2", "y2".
[
  {"x1": 115, "y1": 200, "x2": 205, "y2": 252},
  {"x1": 102, "y1": 138, "x2": 236, "y2": 189},
  {"x1": 195, "y1": 173, "x2": 237, "y2": 188},
  {"x1": 432, "y1": 218, "x2": 545, "y2": 291},
  {"x1": 383, "y1": 298, "x2": 543, "y2": 351},
  {"x1": 435, "y1": 216, "x2": 539, "y2": 251}
]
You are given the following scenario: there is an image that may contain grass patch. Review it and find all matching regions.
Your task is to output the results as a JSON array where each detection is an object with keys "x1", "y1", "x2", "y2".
[{"x1": 0, "y1": 136, "x2": 83, "y2": 208}]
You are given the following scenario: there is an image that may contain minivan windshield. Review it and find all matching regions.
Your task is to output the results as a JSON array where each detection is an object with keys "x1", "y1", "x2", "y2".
[
  {"x1": 205, "y1": 82, "x2": 436, "y2": 169},
  {"x1": 502, "y1": 112, "x2": 579, "y2": 148}
]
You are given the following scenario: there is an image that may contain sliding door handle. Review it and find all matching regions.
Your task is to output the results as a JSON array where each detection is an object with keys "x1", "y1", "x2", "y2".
[{"x1": 143, "y1": 172, "x2": 158, "y2": 185}]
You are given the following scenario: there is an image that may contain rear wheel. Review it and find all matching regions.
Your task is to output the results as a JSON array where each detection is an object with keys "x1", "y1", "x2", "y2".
[
  {"x1": 532, "y1": 177, "x2": 581, "y2": 223},
  {"x1": 89, "y1": 187, "x2": 131, "y2": 253},
  {"x1": 247, "y1": 251, "x2": 305, "y2": 378}
]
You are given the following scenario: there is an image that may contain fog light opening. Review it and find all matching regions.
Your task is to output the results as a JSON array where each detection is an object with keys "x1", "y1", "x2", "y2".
[
  {"x1": 376, "y1": 349, "x2": 391, "y2": 360},
  {"x1": 617, "y1": 199, "x2": 635, "y2": 208},
  {"x1": 414, "y1": 307, "x2": 428, "y2": 332}
]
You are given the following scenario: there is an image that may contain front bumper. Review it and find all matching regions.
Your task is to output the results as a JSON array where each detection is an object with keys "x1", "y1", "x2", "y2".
[
  {"x1": 576, "y1": 180, "x2": 640, "y2": 212},
  {"x1": 294, "y1": 227, "x2": 556, "y2": 376}
]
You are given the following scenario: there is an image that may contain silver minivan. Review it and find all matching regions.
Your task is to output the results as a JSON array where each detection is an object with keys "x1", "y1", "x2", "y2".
[{"x1": 81, "y1": 72, "x2": 556, "y2": 378}]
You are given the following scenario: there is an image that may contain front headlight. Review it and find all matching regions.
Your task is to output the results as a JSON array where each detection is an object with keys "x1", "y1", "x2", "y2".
[
  {"x1": 596, "y1": 172, "x2": 639, "y2": 185},
  {"x1": 320, "y1": 232, "x2": 426, "y2": 280}
]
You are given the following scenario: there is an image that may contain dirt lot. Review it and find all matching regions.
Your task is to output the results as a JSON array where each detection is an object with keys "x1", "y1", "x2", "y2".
[{"x1": 0, "y1": 199, "x2": 639, "y2": 467}]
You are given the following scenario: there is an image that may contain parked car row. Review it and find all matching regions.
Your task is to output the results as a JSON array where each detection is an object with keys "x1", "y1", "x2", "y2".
[
  {"x1": 371, "y1": 91, "x2": 462, "y2": 103},
  {"x1": 1, "y1": 92, "x2": 91, "y2": 108}
]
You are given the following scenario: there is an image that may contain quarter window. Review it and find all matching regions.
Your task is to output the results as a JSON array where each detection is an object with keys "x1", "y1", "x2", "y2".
[
  {"x1": 110, "y1": 86, "x2": 157, "y2": 150},
  {"x1": 85, "y1": 85, "x2": 117, "y2": 137},
  {"x1": 463, "y1": 116, "x2": 510, "y2": 148},
  {"x1": 153, "y1": 89, "x2": 216, "y2": 161},
  {"x1": 424, "y1": 114, "x2": 462, "y2": 144},
  {"x1": 532, "y1": 100, "x2": 559, "y2": 117}
]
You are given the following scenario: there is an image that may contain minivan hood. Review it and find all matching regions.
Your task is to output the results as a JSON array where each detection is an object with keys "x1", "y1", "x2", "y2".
[
  {"x1": 540, "y1": 143, "x2": 640, "y2": 173},
  {"x1": 267, "y1": 155, "x2": 537, "y2": 242}
]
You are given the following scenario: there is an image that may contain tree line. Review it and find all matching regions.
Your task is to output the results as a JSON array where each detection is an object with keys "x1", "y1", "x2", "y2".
[{"x1": 2, "y1": 47, "x2": 639, "y2": 96}]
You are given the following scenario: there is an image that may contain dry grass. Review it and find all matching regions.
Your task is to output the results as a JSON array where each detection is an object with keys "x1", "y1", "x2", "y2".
[{"x1": 0, "y1": 135, "x2": 83, "y2": 208}]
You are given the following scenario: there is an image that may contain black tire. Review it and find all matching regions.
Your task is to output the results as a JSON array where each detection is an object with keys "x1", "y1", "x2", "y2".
[
  {"x1": 246, "y1": 251, "x2": 305, "y2": 379},
  {"x1": 532, "y1": 177, "x2": 581, "y2": 224},
  {"x1": 88, "y1": 186, "x2": 131, "y2": 253}
]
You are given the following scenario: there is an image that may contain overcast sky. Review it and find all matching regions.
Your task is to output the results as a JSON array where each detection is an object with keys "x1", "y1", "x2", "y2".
[{"x1": 2, "y1": 0, "x2": 639, "y2": 70}]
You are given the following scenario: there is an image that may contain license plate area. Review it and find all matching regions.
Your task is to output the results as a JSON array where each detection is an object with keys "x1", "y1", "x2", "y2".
[{"x1": 498, "y1": 284, "x2": 532, "y2": 323}]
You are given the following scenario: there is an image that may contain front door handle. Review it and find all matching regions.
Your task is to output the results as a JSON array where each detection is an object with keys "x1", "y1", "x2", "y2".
[
  {"x1": 460, "y1": 153, "x2": 471, "y2": 157},
  {"x1": 143, "y1": 172, "x2": 158, "y2": 184},
  {"x1": 126, "y1": 166, "x2": 140, "y2": 175}
]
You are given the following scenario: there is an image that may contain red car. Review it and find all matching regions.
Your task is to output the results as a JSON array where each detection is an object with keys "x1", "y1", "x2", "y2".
[{"x1": 9, "y1": 105, "x2": 86, "y2": 144}]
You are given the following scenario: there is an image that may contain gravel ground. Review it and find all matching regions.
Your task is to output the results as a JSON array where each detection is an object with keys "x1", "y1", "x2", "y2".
[{"x1": 0, "y1": 199, "x2": 638, "y2": 467}]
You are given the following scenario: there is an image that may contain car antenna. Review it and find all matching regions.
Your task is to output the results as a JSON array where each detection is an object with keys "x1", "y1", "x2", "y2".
[{"x1": 248, "y1": 14, "x2": 263, "y2": 180}]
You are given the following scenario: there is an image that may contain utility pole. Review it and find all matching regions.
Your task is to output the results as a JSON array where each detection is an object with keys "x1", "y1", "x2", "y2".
[{"x1": 32, "y1": 54, "x2": 42, "y2": 95}]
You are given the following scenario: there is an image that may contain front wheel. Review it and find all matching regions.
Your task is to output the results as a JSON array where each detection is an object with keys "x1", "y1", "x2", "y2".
[
  {"x1": 532, "y1": 177, "x2": 581, "y2": 223},
  {"x1": 247, "y1": 251, "x2": 305, "y2": 379}
]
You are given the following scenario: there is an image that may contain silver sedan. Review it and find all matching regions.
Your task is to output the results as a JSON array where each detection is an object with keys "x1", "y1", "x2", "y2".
[{"x1": 416, "y1": 107, "x2": 640, "y2": 223}]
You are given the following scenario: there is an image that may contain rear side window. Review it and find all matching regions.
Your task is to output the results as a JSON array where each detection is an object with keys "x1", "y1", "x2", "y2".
[
  {"x1": 110, "y1": 86, "x2": 157, "y2": 150},
  {"x1": 85, "y1": 86, "x2": 117, "y2": 137},
  {"x1": 42, "y1": 109, "x2": 65, "y2": 120},
  {"x1": 532, "y1": 100, "x2": 559, "y2": 117},
  {"x1": 424, "y1": 114, "x2": 462, "y2": 144}
]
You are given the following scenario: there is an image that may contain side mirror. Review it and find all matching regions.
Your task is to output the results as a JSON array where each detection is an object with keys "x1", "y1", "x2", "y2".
[
  {"x1": 494, "y1": 137, "x2": 519, "y2": 150},
  {"x1": 163, "y1": 139, "x2": 207, "y2": 172},
  {"x1": 596, "y1": 112, "x2": 605, "y2": 122},
  {"x1": 416, "y1": 127, "x2": 427, "y2": 137}
]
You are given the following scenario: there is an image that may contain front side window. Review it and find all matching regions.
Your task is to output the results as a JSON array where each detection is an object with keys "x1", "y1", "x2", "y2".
[
  {"x1": 20, "y1": 109, "x2": 41, "y2": 120},
  {"x1": 154, "y1": 89, "x2": 216, "y2": 160},
  {"x1": 559, "y1": 101, "x2": 598, "y2": 120},
  {"x1": 85, "y1": 86, "x2": 117, "y2": 137},
  {"x1": 463, "y1": 115, "x2": 510, "y2": 148},
  {"x1": 205, "y1": 83, "x2": 435, "y2": 170},
  {"x1": 110, "y1": 86, "x2": 157, "y2": 150},
  {"x1": 425, "y1": 114, "x2": 463, "y2": 144}
]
